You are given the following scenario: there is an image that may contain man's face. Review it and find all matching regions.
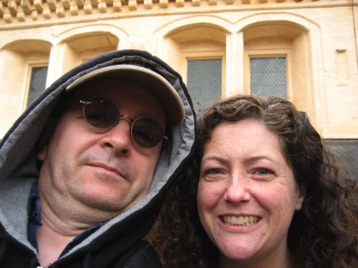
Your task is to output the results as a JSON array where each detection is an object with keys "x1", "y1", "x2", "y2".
[{"x1": 37, "y1": 79, "x2": 166, "y2": 223}]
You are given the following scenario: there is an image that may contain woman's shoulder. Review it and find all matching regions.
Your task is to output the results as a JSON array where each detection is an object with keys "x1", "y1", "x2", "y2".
[{"x1": 123, "y1": 240, "x2": 163, "y2": 268}]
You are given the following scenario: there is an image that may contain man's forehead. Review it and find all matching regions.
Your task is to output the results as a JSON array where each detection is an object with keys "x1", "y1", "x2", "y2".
[
  {"x1": 65, "y1": 64, "x2": 185, "y2": 126},
  {"x1": 64, "y1": 78, "x2": 167, "y2": 121},
  {"x1": 71, "y1": 79, "x2": 153, "y2": 96}
]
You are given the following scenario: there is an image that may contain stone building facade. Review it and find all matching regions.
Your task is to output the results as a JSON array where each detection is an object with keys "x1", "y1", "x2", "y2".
[{"x1": 0, "y1": 0, "x2": 357, "y2": 180}]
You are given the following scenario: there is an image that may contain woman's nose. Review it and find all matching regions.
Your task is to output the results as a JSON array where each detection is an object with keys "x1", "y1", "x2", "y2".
[{"x1": 223, "y1": 175, "x2": 251, "y2": 203}]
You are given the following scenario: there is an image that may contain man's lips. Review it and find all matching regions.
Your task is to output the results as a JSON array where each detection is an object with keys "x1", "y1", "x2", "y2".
[{"x1": 88, "y1": 162, "x2": 124, "y2": 177}]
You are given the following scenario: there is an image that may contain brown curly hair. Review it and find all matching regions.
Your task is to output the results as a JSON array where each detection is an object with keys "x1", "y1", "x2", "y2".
[{"x1": 154, "y1": 95, "x2": 358, "y2": 268}]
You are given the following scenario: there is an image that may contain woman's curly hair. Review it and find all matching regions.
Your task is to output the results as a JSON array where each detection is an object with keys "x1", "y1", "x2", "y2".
[{"x1": 154, "y1": 94, "x2": 358, "y2": 268}]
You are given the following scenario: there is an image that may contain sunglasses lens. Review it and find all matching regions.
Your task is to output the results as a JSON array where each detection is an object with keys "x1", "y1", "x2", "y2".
[
  {"x1": 82, "y1": 98, "x2": 165, "y2": 148},
  {"x1": 132, "y1": 118, "x2": 164, "y2": 148},
  {"x1": 84, "y1": 99, "x2": 118, "y2": 128}
]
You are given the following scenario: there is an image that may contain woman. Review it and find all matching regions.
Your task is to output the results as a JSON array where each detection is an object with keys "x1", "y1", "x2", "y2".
[{"x1": 155, "y1": 95, "x2": 358, "y2": 267}]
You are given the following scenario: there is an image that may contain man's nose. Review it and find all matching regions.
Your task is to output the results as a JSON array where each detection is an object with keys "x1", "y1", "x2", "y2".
[{"x1": 101, "y1": 119, "x2": 132, "y2": 155}]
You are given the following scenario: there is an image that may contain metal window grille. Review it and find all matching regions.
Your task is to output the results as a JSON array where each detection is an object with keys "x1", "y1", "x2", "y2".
[
  {"x1": 187, "y1": 59, "x2": 222, "y2": 114},
  {"x1": 27, "y1": 66, "x2": 48, "y2": 107},
  {"x1": 250, "y1": 57, "x2": 287, "y2": 99}
]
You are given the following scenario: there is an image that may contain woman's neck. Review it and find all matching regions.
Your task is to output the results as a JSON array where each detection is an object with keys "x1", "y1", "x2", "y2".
[{"x1": 218, "y1": 249, "x2": 295, "y2": 268}]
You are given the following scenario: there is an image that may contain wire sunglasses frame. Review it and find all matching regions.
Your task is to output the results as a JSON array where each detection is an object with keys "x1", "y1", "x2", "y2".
[{"x1": 79, "y1": 97, "x2": 167, "y2": 148}]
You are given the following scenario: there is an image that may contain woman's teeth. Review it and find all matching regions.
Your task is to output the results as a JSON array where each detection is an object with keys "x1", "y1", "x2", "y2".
[{"x1": 222, "y1": 216, "x2": 260, "y2": 226}]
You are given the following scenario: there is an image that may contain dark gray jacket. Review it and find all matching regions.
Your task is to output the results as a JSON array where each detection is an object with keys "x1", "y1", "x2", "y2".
[{"x1": 0, "y1": 49, "x2": 195, "y2": 267}]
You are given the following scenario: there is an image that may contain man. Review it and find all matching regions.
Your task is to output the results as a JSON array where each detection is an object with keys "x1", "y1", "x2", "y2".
[{"x1": 0, "y1": 49, "x2": 195, "y2": 267}]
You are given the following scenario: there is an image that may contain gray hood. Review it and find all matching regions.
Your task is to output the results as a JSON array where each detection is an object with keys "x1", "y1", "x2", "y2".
[{"x1": 0, "y1": 49, "x2": 195, "y2": 258}]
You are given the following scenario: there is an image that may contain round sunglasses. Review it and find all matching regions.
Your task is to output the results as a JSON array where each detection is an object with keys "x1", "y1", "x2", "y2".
[{"x1": 79, "y1": 97, "x2": 167, "y2": 148}]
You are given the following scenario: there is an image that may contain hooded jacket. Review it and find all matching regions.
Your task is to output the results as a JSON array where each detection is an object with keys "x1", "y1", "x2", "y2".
[{"x1": 0, "y1": 49, "x2": 195, "y2": 267}]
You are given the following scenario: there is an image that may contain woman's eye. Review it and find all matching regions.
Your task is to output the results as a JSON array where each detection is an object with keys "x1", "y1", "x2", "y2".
[
  {"x1": 207, "y1": 168, "x2": 223, "y2": 175},
  {"x1": 256, "y1": 168, "x2": 271, "y2": 175},
  {"x1": 201, "y1": 168, "x2": 222, "y2": 176},
  {"x1": 201, "y1": 168, "x2": 226, "y2": 181},
  {"x1": 252, "y1": 168, "x2": 275, "y2": 181}
]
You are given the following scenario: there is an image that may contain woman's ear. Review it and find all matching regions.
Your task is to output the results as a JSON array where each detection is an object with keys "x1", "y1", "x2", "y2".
[{"x1": 295, "y1": 186, "x2": 305, "y2": 211}]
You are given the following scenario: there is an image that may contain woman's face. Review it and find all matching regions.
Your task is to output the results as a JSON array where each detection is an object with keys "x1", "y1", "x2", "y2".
[{"x1": 197, "y1": 119, "x2": 304, "y2": 267}]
